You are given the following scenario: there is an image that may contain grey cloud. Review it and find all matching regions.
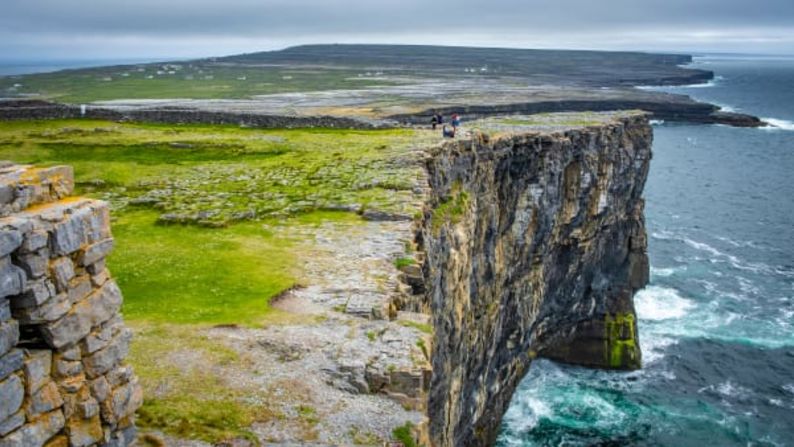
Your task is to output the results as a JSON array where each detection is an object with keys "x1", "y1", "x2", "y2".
[{"x1": 1, "y1": 0, "x2": 793, "y2": 59}]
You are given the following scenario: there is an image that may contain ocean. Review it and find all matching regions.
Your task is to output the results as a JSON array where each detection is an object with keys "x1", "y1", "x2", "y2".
[
  {"x1": 0, "y1": 58, "x2": 164, "y2": 76},
  {"x1": 498, "y1": 55, "x2": 794, "y2": 446}
]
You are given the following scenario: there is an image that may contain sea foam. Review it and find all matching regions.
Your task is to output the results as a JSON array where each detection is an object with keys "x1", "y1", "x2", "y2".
[
  {"x1": 635, "y1": 286, "x2": 695, "y2": 321},
  {"x1": 761, "y1": 118, "x2": 794, "y2": 131}
]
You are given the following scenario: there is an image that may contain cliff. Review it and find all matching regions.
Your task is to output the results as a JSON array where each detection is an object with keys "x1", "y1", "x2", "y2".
[
  {"x1": 0, "y1": 112, "x2": 650, "y2": 446},
  {"x1": 422, "y1": 113, "x2": 651, "y2": 446},
  {"x1": 390, "y1": 99, "x2": 765, "y2": 128},
  {"x1": 0, "y1": 163, "x2": 141, "y2": 446}
]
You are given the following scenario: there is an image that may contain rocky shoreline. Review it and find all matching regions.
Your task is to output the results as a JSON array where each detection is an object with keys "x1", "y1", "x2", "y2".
[
  {"x1": 0, "y1": 96, "x2": 765, "y2": 129},
  {"x1": 389, "y1": 98, "x2": 765, "y2": 128}
]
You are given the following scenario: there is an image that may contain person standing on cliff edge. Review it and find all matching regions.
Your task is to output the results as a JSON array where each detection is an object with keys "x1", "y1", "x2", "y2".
[
  {"x1": 431, "y1": 113, "x2": 438, "y2": 130},
  {"x1": 451, "y1": 113, "x2": 461, "y2": 130}
]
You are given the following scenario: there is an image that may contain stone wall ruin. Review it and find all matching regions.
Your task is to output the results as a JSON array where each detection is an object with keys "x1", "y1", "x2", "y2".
[{"x1": 0, "y1": 162, "x2": 141, "y2": 447}]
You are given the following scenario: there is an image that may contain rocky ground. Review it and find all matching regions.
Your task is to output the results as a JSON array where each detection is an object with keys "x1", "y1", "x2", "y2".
[
  {"x1": 140, "y1": 216, "x2": 431, "y2": 446},
  {"x1": 89, "y1": 79, "x2": 727, "y2": 124}
]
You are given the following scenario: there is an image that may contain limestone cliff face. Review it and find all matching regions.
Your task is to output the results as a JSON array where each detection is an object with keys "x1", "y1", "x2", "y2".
[{"x1": 422, "y1": 115, "x2": 651, "y2": 446}]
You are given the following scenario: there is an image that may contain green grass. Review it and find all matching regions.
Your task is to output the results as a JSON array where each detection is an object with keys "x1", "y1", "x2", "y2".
[
  {"x1": 110, "y1": 210, "x2": 296, "y2": 324},
  {"x1": 0, "y1": 120, "x2": 428, "y2": 224},
  {"x1": 392, "y1": 422, "x2": 417, "y2": 447},
  {"x1": 394, "y1": 257, "x2": 415, "y2": 269},
  {"x1": 399, "y1": 321, "x2": 433, "y2": 335},
  {"x1": 416, "y1": 338, "x2": 429, "y2": 361},
  {"x1": 0, "y1": 119, "x2": 430, "y2": 324},
  {"x1": 431, "y1": 182, "x2": 470, "y2": 234},
  {"x1": 0, "y1": 63, "x2": 398, "y2": 103},
  {"x1": 130, "y1": 324, "x2": 269, "y2": 444}
]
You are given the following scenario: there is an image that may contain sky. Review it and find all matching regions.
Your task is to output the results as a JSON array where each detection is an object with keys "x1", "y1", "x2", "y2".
[{"x1": 1, "y1": 0, "x2": 793, "y2": 61}]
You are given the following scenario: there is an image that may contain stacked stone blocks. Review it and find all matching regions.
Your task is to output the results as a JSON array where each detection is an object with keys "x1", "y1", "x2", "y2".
[{"x1": 0, "y1": 162, "x2": 141, "y2": 447}]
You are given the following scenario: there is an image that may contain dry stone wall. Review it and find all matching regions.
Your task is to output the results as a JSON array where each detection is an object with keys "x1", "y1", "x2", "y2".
[
  {"x1": 0, "y1": 162, "x2": 141, "y2": 447},
  {"x1": 0, "y1": 100, "x2": 384, "y2": 129}
]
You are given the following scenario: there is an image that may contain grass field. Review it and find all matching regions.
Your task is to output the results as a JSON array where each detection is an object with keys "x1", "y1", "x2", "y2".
[
  {"x1": 0, "y1": 118, "x2": 427, "y2": 323},
  {"x1": 0, "y1": 62, "x2": 396, "y2": 103},
  {"x1": 0, "y1": 118, "x2": 428, "y2": 443},
  {"x1": 0, "y1": 119, "x2": 428, "y2": 226}
]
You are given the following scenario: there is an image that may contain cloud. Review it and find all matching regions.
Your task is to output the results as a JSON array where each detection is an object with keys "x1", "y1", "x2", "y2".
[{"x1": 1, "y1": 0, "x2": 793, "y2": 59}]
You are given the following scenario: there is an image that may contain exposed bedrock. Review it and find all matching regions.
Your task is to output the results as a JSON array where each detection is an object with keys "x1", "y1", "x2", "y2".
[
  {"x1": 392, "y1": 99, "x2": 764, "y2": 128},
  {"x1": 422, "y1": 115, "x2": 651, "y2": 446},
  {"x1": 0, "y1": 100, "x2": 381, "y2": 129}
]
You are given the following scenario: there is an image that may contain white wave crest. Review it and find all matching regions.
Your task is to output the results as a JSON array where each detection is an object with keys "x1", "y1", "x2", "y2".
[
  {"x1": 651, "y1": 266, "x2": 684, "y2": 277},
  {"x1": 654, "y1": 232, "x2": 784, "y2": 276},
  {"x1": 501, "y1": 395, "x2": 552, "y2": 434},
  {"x1": 640, "y1": 334, "x2": 676, "y2": 364},
  {"x1": 685, "y1": 79, "x2": 719, "y2": 88},
  {"x1": 636, "y1": 77, "x2": 719, "y2": 90},
  {"x1": 635, "y1": 286, "x2": 695, "y2": 321},
  {"x1": 761, "y1": 118, "x2": 794, "y2": 131},
  {"x1": 698, "y1": 380, "x2": 752, "y2": 400}
]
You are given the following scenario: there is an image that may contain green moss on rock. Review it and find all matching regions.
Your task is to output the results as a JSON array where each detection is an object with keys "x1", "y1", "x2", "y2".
[{"x1": 604, "y1": 312, "x2": 641, "y2": 369}]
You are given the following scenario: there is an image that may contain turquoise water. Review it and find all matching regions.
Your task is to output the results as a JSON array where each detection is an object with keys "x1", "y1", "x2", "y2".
[{"x1": 498, "y1": 55, "x2": 794, "y2": 446}]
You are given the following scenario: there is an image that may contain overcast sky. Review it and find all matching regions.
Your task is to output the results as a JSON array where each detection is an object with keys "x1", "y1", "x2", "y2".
[{"x1": 1, "y1": 0, "x2": 793, "y2": 61}]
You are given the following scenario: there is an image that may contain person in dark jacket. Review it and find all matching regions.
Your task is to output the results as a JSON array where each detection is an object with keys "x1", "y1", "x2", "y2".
[{"x1": 431, "y1": 114, "x2": 438, "y2": 130}]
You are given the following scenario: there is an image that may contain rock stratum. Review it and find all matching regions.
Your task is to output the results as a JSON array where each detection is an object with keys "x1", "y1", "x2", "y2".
[
  {"x1": 0, "y1": 164, "x2": 141, "y2": 446},
  {"x1": 421, "y1": 112, "x2": 650, "y2": 446}
]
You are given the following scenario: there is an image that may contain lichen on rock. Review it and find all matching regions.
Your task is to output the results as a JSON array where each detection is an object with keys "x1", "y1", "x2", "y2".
[{"x1": 0, "y1": 163, "x2": 141, "y2": 446}]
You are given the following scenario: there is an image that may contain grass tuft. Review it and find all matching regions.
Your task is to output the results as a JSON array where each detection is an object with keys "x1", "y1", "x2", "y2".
[{"x1": 392, "y1": 422, "x2": 417, "y2": 447}]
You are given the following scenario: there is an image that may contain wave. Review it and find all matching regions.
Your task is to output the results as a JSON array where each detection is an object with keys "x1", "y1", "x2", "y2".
[
  {"x1": 500, "y1": 395, "x2": 552, "y2": 434},
  {"x1": 650, "y1": 266, "x2": 685, "y2": 277},
  {"x1": 640, "y1": 334, "x2": 677, "y2": 364},
  {"x1": 635, "y1": 286, "x2": 695, "y2": 321},
  {"x1": 653, "y1": 231, "x2": 789, "y2": 277},
  {"x1": 761, "y1": 118, "x2": 794, "y2": 131},
  {"x1": 685, "y1": 77, "x2": 722, "y2": 89},
  {"x1": 715, "y1": 104, "x2": 736, "y2": 113},
  {"x1": 636, "y1": 76, "x2": 721, "y2": 91},
  {"x1": 698, "y1": 380, "x2": 753, "y2": 401}
]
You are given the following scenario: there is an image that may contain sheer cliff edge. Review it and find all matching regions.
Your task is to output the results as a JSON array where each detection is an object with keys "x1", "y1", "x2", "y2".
[{"x1": 421, "y1": 112, "x2": 650, "y2": 446}]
